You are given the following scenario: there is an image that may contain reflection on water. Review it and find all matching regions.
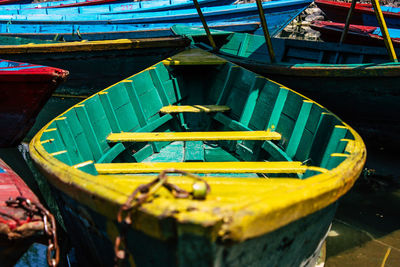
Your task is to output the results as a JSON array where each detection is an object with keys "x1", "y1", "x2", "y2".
[{"x1": 15, "y1": 243, "x2": 48, "y2": 267}]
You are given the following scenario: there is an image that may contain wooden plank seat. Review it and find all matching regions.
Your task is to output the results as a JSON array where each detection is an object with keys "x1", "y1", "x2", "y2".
[
  {"x1": 107, "y1": 130, "x2": 281, "y2": 143},
  {"x1": 95, "y1": 161, "x2": 327, "y2": 174},
  {"x1": 160, "y1": 105, "x2": 230, "y2": 113}
]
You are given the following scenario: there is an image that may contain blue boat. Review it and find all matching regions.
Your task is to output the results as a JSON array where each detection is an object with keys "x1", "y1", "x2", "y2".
[
  {"x1": 0, "y1": 20, "x2": 261, "y2": 41},
  {"x1": 0, "y1": 0, "x2": 312, "y2": 25},
  {"x1": 0, "y1": 0, "x2": 235, "y2": 15}
]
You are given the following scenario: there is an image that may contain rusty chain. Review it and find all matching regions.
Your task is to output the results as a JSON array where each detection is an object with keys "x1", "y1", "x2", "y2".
[
  {"x1": 6, "y1": 196, "x2": 59, "y2": 267},
  {"x1": 114, "y1": 169, "x2": 210, "y2": 267}
]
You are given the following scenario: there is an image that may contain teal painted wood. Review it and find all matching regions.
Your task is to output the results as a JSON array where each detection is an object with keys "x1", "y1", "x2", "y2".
[
  {"x1": 30, "y1": 50, "x2": 364, "y2": 266},
  {"x1": 176, "y1": 27, "x2": 400, "y2": 148},
  {"x1": 53, "y1": 186, "x2": 336, "y2": 266}
]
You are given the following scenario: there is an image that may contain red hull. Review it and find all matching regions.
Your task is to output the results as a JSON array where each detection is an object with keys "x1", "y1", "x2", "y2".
[
  {"x1": 0, "y1": 0, "x2": 32, "y2": 4},
  {"x1": 0, "y1": 159, "x2": 43, "y2": 266},
  {"x1": 43, "y1": 0, "x2": 126, "y2": 9},
  {"x1": 315, "y1": 0, "x2": 400, "y2": 24},
  {"x1": 311, "y1": 21, "x2": 400, "y2": 47},
  {"x1": 0, "y1": 60, "x2": 68, "y2": 147}
]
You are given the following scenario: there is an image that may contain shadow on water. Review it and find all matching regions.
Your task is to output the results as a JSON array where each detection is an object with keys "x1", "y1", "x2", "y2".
[{"x1": 326, "y1": 146, "x2": 400, "y2": 267}]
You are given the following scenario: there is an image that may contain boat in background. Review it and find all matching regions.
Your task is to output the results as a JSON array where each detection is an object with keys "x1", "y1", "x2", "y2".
[
  {"x1": 172, "y1": 26, "x2": 400, "y2": 147},
  {"x1": 315, "y1": 0, "x2": 400, "y2": 29},
  {"x1": 0, "y1": 20, "x2": 260, "y2": 41},
  {"x1": 1, "y1": 0, "x2": 236, "y2": 15},
  {"x1": 30, "y1": 48, "x2": 366, "y2": 266},
  {"x1": 311, "y1": 21, "x2": 400, "y2": 47},
  {"x1": 0, "y1": 158, "x2": 57, "y2": 267},
  {"x1": 0, "y1": 0, "x2": 31, "y2": 5},
  {"x1": 0, "y1": 0, "x2": 312, "y2": 25},
  {"x1": 0, "y1": 59, "x2": 68, "y2": 147}
]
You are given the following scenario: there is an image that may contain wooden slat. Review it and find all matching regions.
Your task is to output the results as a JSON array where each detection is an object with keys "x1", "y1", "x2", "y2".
[
  {"x1": 107, "y1": 131, "x2": 281, "y2": 143},
  {"x1": 95, "y1": 161, "x2": 325, "y2": 174},
  {"x1": 160, "y1": 105, "x2": 230, "y2": 113},
  {"x1": 162, "y1": 48, "x2": 227, "y2": 65}
]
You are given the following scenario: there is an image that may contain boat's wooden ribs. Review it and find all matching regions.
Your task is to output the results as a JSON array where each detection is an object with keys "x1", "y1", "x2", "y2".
[
  {"x1": 106, "y1": 131, "x2": 281, "y2": 142},
  {"x1": 160, "y1": 105, "x2": 231, "y2": 113},
  {"x1": 94, "y1": 161, "x2": 327, "y2": 174}
]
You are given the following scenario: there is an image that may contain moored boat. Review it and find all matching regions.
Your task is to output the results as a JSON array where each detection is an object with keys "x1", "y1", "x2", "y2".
[
  {"x1": 0, "y1": 0, "x2": 312, "y2": 25},
  {"x1": 1, "y1": 0, "x2": 236, "y2": 15},
  {"x1": 30, "y1": 48, "x2": 366, "y2": 266},
  {"x1": 0, "y1": 20, "x2": 260, "y2": 41},
  {"x1": 0, "y1": 158, "x2": 58, "y2": 267},
  {"x1": 173, "y1": 26, "x2": 400, "y2": 147},
  {"x1": 315, "y1": 0, "x2": 400, "y2": 29},
  {"x1": 0, "y1": 59, "x2": 68, "y2": 147},
  {"x1": 310, "y1": 20, "x2": 400, "y2": 47}
]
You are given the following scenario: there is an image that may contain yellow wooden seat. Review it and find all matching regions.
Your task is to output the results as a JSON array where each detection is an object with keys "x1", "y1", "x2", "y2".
[
  {"x1": 95, "y1": 161, "x2": 327, "y2": 174},
  {"x1": 160, "y1": 105, "x2": 230, "y2": 113},
  {"x1": 107, "y1": 130, "x2": 281, "y2": 143}
]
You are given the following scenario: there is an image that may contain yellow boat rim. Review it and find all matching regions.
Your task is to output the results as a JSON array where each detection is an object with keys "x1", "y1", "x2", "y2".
[{"x1": 29, "y1": 50, "x2": 366, "y2": 243}]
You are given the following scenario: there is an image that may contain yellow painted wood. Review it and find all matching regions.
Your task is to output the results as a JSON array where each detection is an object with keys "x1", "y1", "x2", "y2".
[
  {"x1": 28, "y1": 49, "x2": 366, "y2": 243},
  {"x1": 0, "y1": 37, "x2": 188, "y2": 54},
  {"x1": 160, "y1": 105, "x2": 230, "y2": 113},
  {"x1": 94, "y1": 161, "x2": 321, "y2": 174},
  {"x1": 192, "y1": 0, "x2": 217, "y2": 51},
  {"x1": 162, "y1": 48, "x2": 227, "y2": 65},
  {"x1": 107, "y1": 130, "x2": 281, "y2": 143},
  {"x1": 256, "y1": 0, "x2": 276, "y2": 62},
  {"x1": 371, "y1": 0, "x2": 398, "y2": 62}
]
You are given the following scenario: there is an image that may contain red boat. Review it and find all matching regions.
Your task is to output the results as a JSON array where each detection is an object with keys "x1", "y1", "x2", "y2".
[
  {"x1": 315, "y1": 0, "x2": 400, "y2": 28},
  {"x1": 42, "y1": 0, "x2": 129, "y2": 9},
  {"x1": 0, "y1": 59, "x2": 68, "y2": 147},
  {"x1": 0, "y1": 0, "x2": 32, "y2": 5},
  {"x1": 0, "y1": 158, "x2": 58, "y2": 267},
  {"x1": 311, "y1": 21, "x2": 400, "y2": 47}
]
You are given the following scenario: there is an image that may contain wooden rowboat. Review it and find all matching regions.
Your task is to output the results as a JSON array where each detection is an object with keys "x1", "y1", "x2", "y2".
[
  {"x1": 0, "y1": 59, "x2": 68, "y2": 147},
  {"x1": 311, "y1": 21, "x2": 400, "y2": 47},
  {"x1": 0, "y1": 158, "x2": 58, "y2": 267},
  {"x1": 0, "y1": 0, "x2": 312, "y2": 25},
  {"x1": 30, "y1": 48, "x2": 366, "y2": 266},
  {"x1": 315, "y1": 0, "x2": 400, "y2": 29},
  {"x1": 173, "y1": 26, "x2": 400, "y2": 148},
  {"x1": 1, "y1": 0, "x2": 235, "y2": 15},
  {"x1": 0, "y1": 20, "x2": 261, "y2": 41}
]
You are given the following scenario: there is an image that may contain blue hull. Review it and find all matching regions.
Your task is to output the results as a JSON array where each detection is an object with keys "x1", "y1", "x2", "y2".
[
  {"x1": 0, "y1": 21, "x2": 262, "y2": 41},
  {"x1": 0, "y1": 0, "x2": 311, "y2": 25},
  {"x1": 1, "y1": 0, "x2": 236, "y2": 15}
]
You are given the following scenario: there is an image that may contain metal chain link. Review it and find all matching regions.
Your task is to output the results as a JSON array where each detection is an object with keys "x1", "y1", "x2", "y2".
[
  {"x1": 114, "y1": 169, "x2": 210, "y2": 267},
  {"x1": 6, "y1": 197, "x2": 59, "y2": 267}
]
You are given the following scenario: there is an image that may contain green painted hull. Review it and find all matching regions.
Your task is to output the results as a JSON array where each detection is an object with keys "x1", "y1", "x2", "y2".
[
  {"x1": 177, "y1": 27, "x2": 400, "y2": 148},
  {"x1": 29, "y1": 49, "x2": 366, "y2": 266},
  {"x1": 52, "y1": 185, "x2": 335, "y2": 266}
]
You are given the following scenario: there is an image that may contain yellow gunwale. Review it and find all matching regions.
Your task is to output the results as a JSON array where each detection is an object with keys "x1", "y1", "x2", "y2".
[
  {"x1": 29, "y1": 57, "x2": 366, "y2": 243},
  {"x1": 0, "y1": 36, "x2": 189, "y2": 54}
]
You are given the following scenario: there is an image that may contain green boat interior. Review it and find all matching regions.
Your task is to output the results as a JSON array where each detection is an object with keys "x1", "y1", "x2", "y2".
[
  {"x1": 176, "y1": 26, "x2": 394, "y2": 64},
  {"x1": 38, "y1": 50, "x2": 356, "y2": 180}
]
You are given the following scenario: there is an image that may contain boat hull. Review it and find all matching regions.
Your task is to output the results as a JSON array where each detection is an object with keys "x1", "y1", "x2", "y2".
[
  {"x1": 310, "y1": 21, "x2": 400, "y2": 47},
  {"x1": 0, "y1": 158, "x2": 44, "y2": 267},
  {"x1": 0, "y1": 64, "x2": 68, "y2": 147},
  {"x1": 29, "y1": 49, "x2": 366, "y2": 266},
  {"x1": 315, "y1": 0, "x2": 400, "y2": 29},
  {"x1": 41, "y1": 181, "x2": 335, "y2": 267}
]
